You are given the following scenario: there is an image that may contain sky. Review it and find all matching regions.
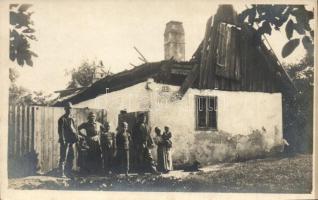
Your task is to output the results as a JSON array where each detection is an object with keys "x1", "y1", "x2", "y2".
[{"x1": 12, "y1": 1, "x2": 314, "y2": 96}]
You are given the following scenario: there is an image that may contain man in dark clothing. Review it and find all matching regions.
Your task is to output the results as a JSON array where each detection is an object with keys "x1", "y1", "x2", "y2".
[
  {"x1": 78, "y1": 112, "x2": 104, "y2": 174},
  {"x1": 100, "y1": 121, "x2": 116, "y2": 175},
  {"x1": 116, "y1": 122, "x2": 131, "y2": 176},
  {"x1": 58, "y1": 102, "x2": 78, "y2": 178},
  {"x1": 132, "y1": 113, "x2": 158, "y2": 174}
]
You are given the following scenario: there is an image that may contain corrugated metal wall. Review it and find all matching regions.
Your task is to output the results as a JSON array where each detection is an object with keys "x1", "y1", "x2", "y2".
[{"x1": 8, "y1": 105, "x2": 106, "y2": 176}]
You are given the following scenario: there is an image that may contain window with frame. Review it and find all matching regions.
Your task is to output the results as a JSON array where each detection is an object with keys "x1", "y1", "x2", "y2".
[{"x1": 196, "y1": 96, "x2": 217, "y2": 130}]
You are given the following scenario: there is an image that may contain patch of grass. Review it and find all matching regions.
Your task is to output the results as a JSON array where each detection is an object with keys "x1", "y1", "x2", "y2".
[
  {"x1": 9, "y1": 154, "x2": 312, "y2": 193},
  {"x1": 182, "y1": 154, "x2": 312, "y2": 193}
]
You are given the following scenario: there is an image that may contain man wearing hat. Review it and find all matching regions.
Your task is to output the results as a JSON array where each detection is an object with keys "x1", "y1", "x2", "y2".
[
  {"x1": 58, "y1": 102, "x2": 78, "y2": 178},
  {"x1": 78, "y1": 112, "x2": 105, "y2": 173}
]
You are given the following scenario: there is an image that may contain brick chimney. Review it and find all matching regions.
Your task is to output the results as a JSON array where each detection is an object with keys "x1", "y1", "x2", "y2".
[{"x1": 164, "y1": 21, "x2": 185, "y2": 61}]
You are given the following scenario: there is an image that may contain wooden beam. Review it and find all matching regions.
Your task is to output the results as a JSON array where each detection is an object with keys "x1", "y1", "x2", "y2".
[
  {"x1": 205, "y1": 23, "x2": 219, "y2": 88},
  {"x1": 138, "y1": 57, "x2": 147, "y2": 63},
  {"x1": 54, "y1": 87, "x2": 87, "y2": 93},
  {"x1": 171, "y1": 68, "x2": 190, "y2": 75},
  {"x1": 190, "y1": 40, "x2": 203, "y2": 62},
  {"x1": 133, "y1": 46, "x2": 148, "y2": 63},
  {"x1": 129, "y1": 63, "x2": 137, "y2": 67},
  {"x1": 177, "y1": 64, "x2": 200, "y2": 98},
  {"x1": 199, "y1": 16, "x2": 213, "y2": 89},
  {"x1": 256, "y1": 45, "x2": 297, "y2": 93}
]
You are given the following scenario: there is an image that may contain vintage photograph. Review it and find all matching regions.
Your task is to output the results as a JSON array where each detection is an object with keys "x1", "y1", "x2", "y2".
[{"x1": 2, "y1": 0, "x2": 316, "y2": 196}]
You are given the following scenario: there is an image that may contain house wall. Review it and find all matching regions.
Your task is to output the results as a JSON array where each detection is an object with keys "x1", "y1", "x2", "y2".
[
  {"x1": 73, "y1": 82, "x2": 151, "y2": 130},
  {"x1": 149, "y1": 82, "x2": 284, "y2": 165},
  {"x1": 73, "y1": 80, "x2": 284, "y2": 166}
]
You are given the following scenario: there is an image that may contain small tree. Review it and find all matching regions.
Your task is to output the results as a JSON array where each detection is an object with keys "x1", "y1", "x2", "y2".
[
  {"x1": 66, "y1": 60, "x2": 112, "y2": 88},
  {"x1": 10, "y1": 4, "x2": 37, "y2": 67}
]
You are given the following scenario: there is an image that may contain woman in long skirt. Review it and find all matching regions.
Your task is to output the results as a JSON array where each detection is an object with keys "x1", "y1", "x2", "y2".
[
  {"x1": 162, "y1": 126, "x2": 173, "y2": 172},
  {"x1": 154, "y1": 127, "x2": 173, "y2": 173},
  {"x1": 154, "y1": 127, "x2": 164, "y2": 172}
]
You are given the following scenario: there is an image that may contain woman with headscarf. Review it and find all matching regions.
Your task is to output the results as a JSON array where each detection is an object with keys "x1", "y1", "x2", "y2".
[
  {"x1": 154, "y1": 127, "x2": 164, "y2": 172},
  {"x1": 154, "y1": 126, "x2": 173, "y2": 173},
  {"x1": 162, "y1": 126, "x2": 173, "y2": 172},
  {"x1": 78, "y1": 112, "x2": 104, "y2": 173}
]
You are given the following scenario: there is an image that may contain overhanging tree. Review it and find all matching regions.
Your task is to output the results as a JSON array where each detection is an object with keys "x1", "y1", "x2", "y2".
[
  {"x1": 238, "y1": 5, "x2": 314, "y2": 58},
  {"x1": 239, "y1": 5, "x2": 314, "y2": 153},
  {"x1": 10, "y1": 4, "x2": 37, "y2": 67}
]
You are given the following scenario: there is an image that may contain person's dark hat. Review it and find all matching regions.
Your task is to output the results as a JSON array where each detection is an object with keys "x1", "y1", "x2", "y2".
[
  {"x1": 104, "y1": 121, "x2": 111, "y2": 127},
  {"x1": 155, "y1": 127, "x2": 161, "y2": 132},
  {"x1": 88, "y1": 112, "x2": 96, "y2": 118},
  {"x1": 64, "y1": 102, "x2": 73, "y2": 109}
]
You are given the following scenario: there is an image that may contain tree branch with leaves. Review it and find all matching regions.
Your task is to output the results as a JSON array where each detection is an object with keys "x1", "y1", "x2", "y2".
[
  {"x1": 238, "y1": 5, "x2": 314, "y2": 58},
  {"x1": 10, "y1": 4, "x2": 38, "y2": 67}
]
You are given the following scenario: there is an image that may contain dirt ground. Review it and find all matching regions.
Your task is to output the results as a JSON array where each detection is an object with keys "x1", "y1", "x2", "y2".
[{"x1": 8, "y1": 154, "x2": 312, "y2": 193}]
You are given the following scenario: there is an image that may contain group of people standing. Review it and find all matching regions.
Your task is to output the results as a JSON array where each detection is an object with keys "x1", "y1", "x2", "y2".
[{"x1": 57, "y1": 102, "x2": 173, "y2": 177}]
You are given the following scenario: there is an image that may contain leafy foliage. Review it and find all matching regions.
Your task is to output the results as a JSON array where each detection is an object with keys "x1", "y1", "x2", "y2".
[
  {"x1": 9, "y1": 84, "x2": 33, "y2": 105},
  {"x1": 239, "y1": 5, "x2": 314, "y2": 153},
  {"x1": 239, "y1": 5, "x2": 314, "y2": 58},
  {"x1": 66, "y1": 60, "x2": 112, "y2": 88},
  {"x1": 283, "y1": 54, "x2": 313, "y2": 153},
  {"x1": 282, "y1": 38, "x2": 300, "y2": 58},
  {"x1": 9, "y1": 68, "x2": 53, "y2": 105},
  {"x1": 10, "y1": 4, "x2": 37, "y2": 67},
  {"x1": 9, "y1": 84, "x2": 53, "y2": 106}
]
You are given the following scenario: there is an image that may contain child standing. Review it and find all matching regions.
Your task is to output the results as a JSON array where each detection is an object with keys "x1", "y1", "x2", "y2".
[{"x1": 116, "y1": 122, "x2": 131, "y2": 175}]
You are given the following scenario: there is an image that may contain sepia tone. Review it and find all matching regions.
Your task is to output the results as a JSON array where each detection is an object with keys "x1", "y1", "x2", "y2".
[{"x1": 0, "y1": 1, "x2": 317, "y2": 199}]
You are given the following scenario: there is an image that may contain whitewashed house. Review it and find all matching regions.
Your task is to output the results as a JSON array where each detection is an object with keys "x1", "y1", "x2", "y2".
[{"x1": 55, "y1": 5, "x2": 295, "y2": 166}]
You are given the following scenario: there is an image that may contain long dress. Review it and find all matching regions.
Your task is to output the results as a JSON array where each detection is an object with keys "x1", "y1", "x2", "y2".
[
  {"x1": 78, "y1": 121, "x2": 104, "y2": 173},
  {"x1": 154, "y1": 135, "x2": 165, "y2": 172},
  {"x1": 154, "y1": 134, "x2": 173, "y2": 172},
  {"x1": 162, "y1": 131, "x2": 173, "y2": 171},
  {"x1": 116, "y1": 131, "x2": 131, "y2": 174}
]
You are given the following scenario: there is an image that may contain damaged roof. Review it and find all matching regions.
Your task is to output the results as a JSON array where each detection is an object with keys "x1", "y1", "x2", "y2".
[
  {"x1": 54, "y1": 60, "x2": 195, "y2": 106},
  {"x1": 54, "y1": 5, "x2": 296, "y2": 107}
]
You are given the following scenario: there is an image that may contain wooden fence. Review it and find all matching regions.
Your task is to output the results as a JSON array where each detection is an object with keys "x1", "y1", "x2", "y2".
[{"x1": 8, "y1": 105, "x2": 106, "y2": 177}]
